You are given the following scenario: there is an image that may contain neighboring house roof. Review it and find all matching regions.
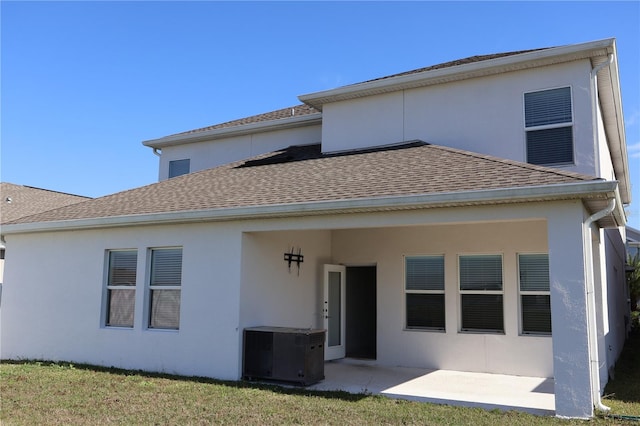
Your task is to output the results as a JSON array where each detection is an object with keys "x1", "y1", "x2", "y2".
[
  {"x1": 2, "y1": 143, "x2": 623, "y2": 232},
  {"x1": 0, "y1": 182, "x2": 90, "y2": 225}
]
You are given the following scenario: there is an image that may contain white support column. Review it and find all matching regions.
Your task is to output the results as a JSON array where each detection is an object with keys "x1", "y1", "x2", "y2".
[{"x1": 547, "y1": 202, "x2": 593, "y2": 419}]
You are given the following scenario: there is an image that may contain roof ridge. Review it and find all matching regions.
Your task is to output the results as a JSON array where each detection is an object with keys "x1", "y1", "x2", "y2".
[
  {"x1": 429, "y1": 144, "x2": 596, "y2": 181},
  {"x1": 358, "y1": 48, "x2": 551, "y2": 85}
]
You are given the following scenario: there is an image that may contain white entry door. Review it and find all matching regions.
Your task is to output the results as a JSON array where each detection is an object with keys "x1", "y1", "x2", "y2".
[{"x1": 323, "y1": 264, "x2": 346, "y2": 360}]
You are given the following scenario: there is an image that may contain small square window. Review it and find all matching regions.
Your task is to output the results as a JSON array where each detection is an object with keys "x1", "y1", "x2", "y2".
[{"x1": 168, "y1": 159, "x2": 190, "y2": 178}]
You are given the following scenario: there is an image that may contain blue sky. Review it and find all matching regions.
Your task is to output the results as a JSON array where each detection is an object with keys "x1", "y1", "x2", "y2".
[{"x1": 2, "y1": 1, "x2": 639, "y2": 227}]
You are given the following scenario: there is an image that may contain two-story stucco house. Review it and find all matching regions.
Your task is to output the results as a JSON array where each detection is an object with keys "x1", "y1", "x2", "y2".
[{"x1": 0, "y1": 38, "x2": 631, "y2": 418}]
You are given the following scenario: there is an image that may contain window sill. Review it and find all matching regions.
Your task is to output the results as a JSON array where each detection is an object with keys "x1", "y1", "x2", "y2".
[
  {"x1": 458, "y1": 330, "x2": 505, "y2": 335},
  {"x1": 145, "y1": 327, "x2": 180, "y2": 333},
  {"x1": 404, "y1": 327, "x2": 445, "y2": 333}
]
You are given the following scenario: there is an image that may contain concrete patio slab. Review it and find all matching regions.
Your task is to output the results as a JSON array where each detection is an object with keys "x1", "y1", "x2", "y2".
[{"x1": 308, "y1": 359, "x2": 555, "y2": 416}]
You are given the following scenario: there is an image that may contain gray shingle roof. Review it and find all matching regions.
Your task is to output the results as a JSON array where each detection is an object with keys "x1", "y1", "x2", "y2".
[
  {"x1": 0, "y1": 183, "x2": 90, "y2": 224},
  {"x1": 168, "y1": 104, "x2": 320, "y2": 138},
  {"x1": 359, "y1": 49, "x2": 547, "y2": 84},
  {"x1": 5, "y1": 143, "x2": 597, "y2": 225}
]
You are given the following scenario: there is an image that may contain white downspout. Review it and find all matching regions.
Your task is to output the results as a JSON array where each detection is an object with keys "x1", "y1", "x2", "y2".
[
  {"x1": 584, "y1": 198, "x2": 615, "y2": 412},
  {"x1": 590, "y1": 54, "x2": 614, "y2": 178},
  {"x1": 152, "y1": 148, "x2": 162, "y2": 157}
]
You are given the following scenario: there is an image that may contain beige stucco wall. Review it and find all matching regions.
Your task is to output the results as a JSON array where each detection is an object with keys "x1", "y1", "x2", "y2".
[{"x1": 239, "y1": 230, "x2": 332, "y2": 332}]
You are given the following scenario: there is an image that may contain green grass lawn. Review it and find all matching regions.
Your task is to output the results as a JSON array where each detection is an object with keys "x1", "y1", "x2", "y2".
[{"x1": 1, "y1": 330, "x2": 639, "y2": 425}]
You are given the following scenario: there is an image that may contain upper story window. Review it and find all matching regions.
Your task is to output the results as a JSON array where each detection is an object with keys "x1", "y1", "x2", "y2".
[
  {"x1": 405, "y1": 255, "x2": 445, "y2": 331},
  {"x1": 168, "y1": 159, "x2": 190, "y2": 178},
  {"x1": 524, "y1": 87, "x2": 574, "y2": 166}
]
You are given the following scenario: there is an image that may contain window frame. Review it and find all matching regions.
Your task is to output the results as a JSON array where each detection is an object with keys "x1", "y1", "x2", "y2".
[
  {"x1": 404, "y1": 254, "x2": 446, "y2": 332},
  {"x1": 523, "y1": 86, "x2": 575, "y2": 166},
  {"x1": 458, "y1": 254, "x2": 504, "y2": 334},
  {"x1": 518, "y1": 253, "x2": 552, "y2": 336},
  {"x1": 146, "y1": 247, "x2": 183, "y2": 331},
  {"x1": 103, "y1": 249, "x2": 138, "y2": 329}
]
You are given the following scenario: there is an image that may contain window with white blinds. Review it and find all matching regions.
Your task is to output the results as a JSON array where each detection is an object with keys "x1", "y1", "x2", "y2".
[
  {"x1": 519, "y1": 254, "x2": 551, "y2": 335},
  {"x1": 405, "y1": 255, "x2": 445, "y2": 330},
  {"x1": 149, "y1": 248, "x2": 183, "y2": 330},
  {"x1": 105, "y1": 250, "x2": 137, "y2": 328},
  {"x1": 459, "y1": 255, "x2": 504, "y2": 333},
  {"x1": 524, "y1": 87, "x2": 574, "y2": 166}
]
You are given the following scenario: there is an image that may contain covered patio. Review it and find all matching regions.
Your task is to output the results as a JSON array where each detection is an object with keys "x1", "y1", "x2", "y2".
[{"x1": 309, "y1": 359, "x2": 555, "y2": 416}]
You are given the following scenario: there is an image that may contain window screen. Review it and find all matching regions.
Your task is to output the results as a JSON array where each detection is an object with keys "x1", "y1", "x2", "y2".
[
  {"x1": 519, "y1": 254, "x2": 551, "y2": 334},
  {"x1": 524, "y1": 87, "x2": 572, "y2": 127},
  {"x1": 459, "y1": 255, "x2": 503, "y2": 333},
  {"x1": 405, "y1": 256, "x2": 445, "y2": 330},
  {"x1": 149, "y1": 248, "x2": 182, "y2": 329},
  {"x1": 524, "y1": 87, "x2": 573, "y2": 166},
  {"x1": 106, "y1": 250, "x2": 137, "y2": 327}
]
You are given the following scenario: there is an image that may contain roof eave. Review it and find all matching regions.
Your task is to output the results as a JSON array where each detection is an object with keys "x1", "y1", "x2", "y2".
[
  {"x1": 593, "y1": 41, "x2": 631, "y2": 204},
  {"x1": 1, "y1": 180, "x2": 621, "y2": 235},
  {"x1": 298, "y1": 38, "x2": 616, "y2": 111},
  {"x1": 143, "y1": 113, "x2": 323, "y2": 149}
]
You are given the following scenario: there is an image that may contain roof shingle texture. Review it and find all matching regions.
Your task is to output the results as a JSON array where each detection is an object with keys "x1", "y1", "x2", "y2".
[
  {"x1": 170, "y1": 104, "x2": 320, "y2": 137},
  {"x1": 6, "y1": 143, "x2": 596, "y2": 225},
  {"x1": 360, "y1": 49, "x2": 546, "y2": 84},
  {"x1": 0, "y1": 183, "x2": 90, "y2": 224}
]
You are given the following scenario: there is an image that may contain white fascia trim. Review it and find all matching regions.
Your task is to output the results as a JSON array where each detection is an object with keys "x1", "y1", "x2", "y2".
[
  {"x1": 1, "y1": 181, "x2": 618, "y2": 235},
  {"x1": 143, "y1": 113, "x2": 323, "y2": 149},
  {"x1": 299, "y1": 39, "x2": 615, "y2": 110},
  {"x1": 596, "y1": 43, "x2": 630, "y2": 204}
]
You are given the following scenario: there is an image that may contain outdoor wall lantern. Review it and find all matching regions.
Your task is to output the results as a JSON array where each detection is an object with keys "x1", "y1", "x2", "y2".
[{"x1": 284, "y1": 247, "x2": 304, "y2": 275}]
